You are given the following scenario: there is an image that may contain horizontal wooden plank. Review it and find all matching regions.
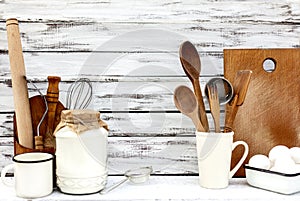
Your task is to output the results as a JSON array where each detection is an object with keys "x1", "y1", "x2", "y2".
[
  {"x1": 0, "y1": 112, "x2": 225, "y2": 137},
  {"x1": 0, "y1": 136, "x2": 199, "y2": 175},
  {"x1": 0, "y1": 21, "x2": 299, "y2": 52},
  {"x1": 0, "y1": 52, "x2": 223, "y2": 79},
  {"x1": 107, "y1": 136, "x2": 198, "y2": 174},
  {"x1": 0, "y1": 76, "x2": 231, "y2": 112},
  {"x1": 1, "y1": 0, "x2": 299, "y2": 23}
]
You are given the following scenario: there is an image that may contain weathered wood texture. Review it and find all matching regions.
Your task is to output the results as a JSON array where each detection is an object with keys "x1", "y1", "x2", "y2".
[{"x1": 0, "y1": 0, "x2": 299, "y2": 174}]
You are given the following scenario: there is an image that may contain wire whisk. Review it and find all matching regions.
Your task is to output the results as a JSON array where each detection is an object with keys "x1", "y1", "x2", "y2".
[{"x1": 66, "y1": 78, "x2": 93, "y2": 109}]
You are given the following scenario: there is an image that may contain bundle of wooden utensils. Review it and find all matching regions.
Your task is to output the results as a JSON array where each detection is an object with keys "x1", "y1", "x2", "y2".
[{"x1": 174, "y1": 41, "x2": 252, "y2": 133}]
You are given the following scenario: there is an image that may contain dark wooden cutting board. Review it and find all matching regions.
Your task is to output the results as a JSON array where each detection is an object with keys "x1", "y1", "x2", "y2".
[{"x1": 224, "y1": 48, "x2": 300, "y2": 177}]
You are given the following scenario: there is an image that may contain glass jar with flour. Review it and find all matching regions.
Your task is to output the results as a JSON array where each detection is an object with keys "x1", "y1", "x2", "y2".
[{"x1": 54, "y1": 109, "x2": 109, "y2": 195}]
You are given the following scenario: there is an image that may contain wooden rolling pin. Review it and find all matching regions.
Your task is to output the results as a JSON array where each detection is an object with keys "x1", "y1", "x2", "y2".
[{"x1": 6, "y1": 18, "x2": 33, "y2": 149}]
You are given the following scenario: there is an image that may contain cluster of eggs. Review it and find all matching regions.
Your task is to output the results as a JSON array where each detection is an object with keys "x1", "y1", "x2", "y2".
[{"x1": 249, "y1": 145, "x2": 300, "y2": 174}]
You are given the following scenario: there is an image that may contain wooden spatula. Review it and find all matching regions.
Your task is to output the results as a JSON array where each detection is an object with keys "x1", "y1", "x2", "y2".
[{"x1": 224, "y1": 70, "x2": 252, "y2": 132}]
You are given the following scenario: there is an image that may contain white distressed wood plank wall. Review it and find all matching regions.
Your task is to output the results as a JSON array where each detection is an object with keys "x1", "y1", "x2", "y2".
[{"x1": 0, "y1": 0, "x2": 299, "y2": 174}]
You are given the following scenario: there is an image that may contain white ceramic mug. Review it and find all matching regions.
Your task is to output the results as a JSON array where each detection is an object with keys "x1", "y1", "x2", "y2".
[
  {"x1": 196, "y1": 131, "x2": 248, "y2": 189},
  {"x1": 1, "y1": 152, "x2": 53, "y2": 198}
]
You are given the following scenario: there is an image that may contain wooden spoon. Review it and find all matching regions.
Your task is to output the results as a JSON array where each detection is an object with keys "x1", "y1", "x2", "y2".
[
  {"x1": 179, "y1": 41, "x2": 209, "y2": 131},
  {"x1": 174, "y1": 85, "x2": 205, "y2": 132},
  {"x1": 224, "y1": 70, "x2": 252, "y2": 132}
]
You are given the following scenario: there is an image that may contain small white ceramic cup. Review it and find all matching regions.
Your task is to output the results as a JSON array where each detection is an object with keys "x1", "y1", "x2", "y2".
[
  {"x1": 1, "y1": 152, "x2": 53, "y2": 199},
  {"x1": 196, "y1": 131, "x2": 248, "y2": 189}
]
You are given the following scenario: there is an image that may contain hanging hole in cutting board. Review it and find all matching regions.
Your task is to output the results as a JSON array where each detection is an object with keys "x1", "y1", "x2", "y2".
[{"x1": 262, "y1": 58, "x2": 276, "y2": 73}]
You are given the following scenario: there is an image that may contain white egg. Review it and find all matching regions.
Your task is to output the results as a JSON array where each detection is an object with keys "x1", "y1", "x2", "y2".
[
  {"x1": 290, "y1": 147, "x2": 300, "y2": 164},
  {"x1": 270, "y1": 157, "x2": 297, "y2": 174},
  {"x1": 268, "y1": 145, "x2": 290, "y2": 163},
  {"x1": 249, "y1": 154, "x2": 271, "y2": 170}
]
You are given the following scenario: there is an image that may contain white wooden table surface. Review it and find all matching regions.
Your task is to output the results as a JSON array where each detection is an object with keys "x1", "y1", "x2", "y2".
[{"x1": 1, "y1": 176, "x2": 300, "y2": 201}]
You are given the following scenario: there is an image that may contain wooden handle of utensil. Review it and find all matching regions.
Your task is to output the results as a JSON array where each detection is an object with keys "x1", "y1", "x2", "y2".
[
  {"x1": 195, "y1": 119, "x2": 205, "y2": 132},
  {"x1": 6, "y1": 18, "x2": 34, "y2": 149},
  {"x1": 193, "y1": 79, "x2": 209, "y2": 132},
  {"x1": 44, "y1": 76, "x2": 61, "y2": 148},
  {"x1": 224, "y1": 70, "x2": 252, "y2": 133},
  {"x1": 234, "y1": 70, "x2": 252, "y2": 106},
  {"x1": 224, "y1": 94, "x2": 239, "y2": 132},
  {"x1": 34, "y1": 136, "x2": 44, "y2": 150}
]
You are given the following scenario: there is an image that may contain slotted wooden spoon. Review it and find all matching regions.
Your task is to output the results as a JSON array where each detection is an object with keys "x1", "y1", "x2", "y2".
[
  {"x1": 174, "y1": 85, "x2": 205, "y2": 132},
  {"x1": 224, "y1": 70, "x2": 252, "y2": 132},
  {"x1": 179, "y1": 41, "x2": 209, "y2": 131}
]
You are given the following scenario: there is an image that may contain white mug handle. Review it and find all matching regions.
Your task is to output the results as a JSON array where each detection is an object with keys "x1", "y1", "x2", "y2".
[
  {"x1": 229, "y1": 141, "x2": 249, "y2": 178},
  {"x1": 1, "y1": 164, "x2": 14, "y2": 187}
]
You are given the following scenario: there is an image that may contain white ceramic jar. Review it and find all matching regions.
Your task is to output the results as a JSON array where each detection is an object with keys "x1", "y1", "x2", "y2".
[{"x1": 54, "y1": 109, "x2": 108, "y2": 195}]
